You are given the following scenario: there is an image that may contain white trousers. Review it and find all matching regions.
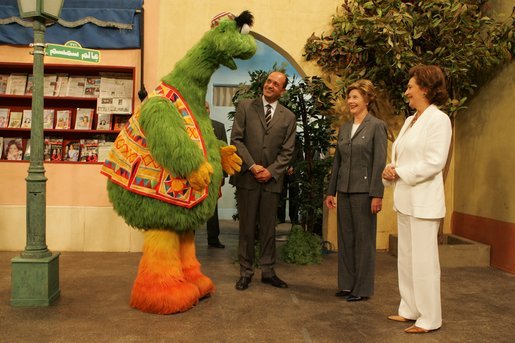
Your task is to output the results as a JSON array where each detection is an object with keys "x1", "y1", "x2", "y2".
[{"x1": 397, "y1": 212, "x2": 442, "y2": 330}]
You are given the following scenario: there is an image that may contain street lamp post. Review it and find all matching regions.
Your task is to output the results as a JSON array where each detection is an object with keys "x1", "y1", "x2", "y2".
[{"x1": 11, "y1": 0, "x2": 64, "y2": 307}]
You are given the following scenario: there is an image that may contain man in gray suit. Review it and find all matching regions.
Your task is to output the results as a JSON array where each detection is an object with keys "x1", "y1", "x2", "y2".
[{"x1": 230, "y1": 71, "x2": 296, "y2": 291}]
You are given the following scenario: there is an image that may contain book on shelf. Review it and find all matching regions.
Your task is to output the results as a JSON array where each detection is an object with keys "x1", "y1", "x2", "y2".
[
  {"x1": 55, "y1": 110, "x2": 72, "y2": 129},
  {"x1": 44, "y1": 137, "x2": 63, "y2": 161},
  {"x1": 44, "y1": 74, "x2": 57, "y2": 96},
  {"x1": 6, "y1": 73, "x2": 28, "y2": 95},
  {"x1": 79, "y1": 139, "x2": 99, "y2": 163},
  {"x1": 3, "y1": 137, "x2": 23, "y2": 160},
  {"x1": 7, "y1": 111, "x2": 22, "y2": 128},
  {"x1": 96, "y1": 113, "x2": 112, "y2": 130},
  {"x1": 0, "y1": 108, "x2": 9, "y2": 128},
  {"x1": 0, "y1": 74, "x2": 9, "y2": 94},
  {"x1": 66, "y1": 75, "x2": 85, "y2": 97},
  {"x1": 84, "y1": 76, "x2": 101, "y2": 97},
  {"x1": 25, "y1": 75, "x2": 34, "y2": 95},
  {"x1": 55, "y1": 73, "x2": 69, "y2": 96},
  {"x1": 63, "y1": 140, "x2": 81, "y2": 161},
  {"x1": 0, "y1": 137, "x2": 2, "y2": 158},
  {"x1": 113, "y1": 115, "x2": 129, "y2": 130},
  {"x1": 97, "y1": 140, "x2": 114, "y2": 162},
  {"x1": 21, "y1": 109, "x2": 32, "y2": 128},
  {"x1": 43, "y1": 109, "x2": 55, "y2": 129},
  {"x1": 74, "y1": 108, "x2": 94, "y2": 130},
  {"x1": 23, "y1": 139, "x2": 30, "y2": 160}
]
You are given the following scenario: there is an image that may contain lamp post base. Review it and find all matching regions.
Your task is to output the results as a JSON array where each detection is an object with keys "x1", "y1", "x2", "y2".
[{"x1": 10, "y1": 252, "x2": 61, "y2": 307}]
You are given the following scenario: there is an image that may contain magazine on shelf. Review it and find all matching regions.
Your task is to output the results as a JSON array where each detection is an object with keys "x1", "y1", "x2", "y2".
[
  {"x1": 43, "y1": 109, "x2": 55, "y2": 129},
  {"x1": 23, "y1": 139, "x2": 30, "y2": 160},
  {"x1": 0, "y1": 108, "x2": 9, "y2": 128},
  {"x1": 66, "y1": 75, "x2": 86, "y2": 97},
  {"x1": 113, "y1": 115, "x2": 129, "y2": 130},
  {"x1": 99, "y1": 73, "x2": 133, "y2": 98},
  {"x1": 21, "y1": 109, "x2": 32, "y2": 128},
  {"x1": 55, "y1": 73, "x2": 69, "y2": 96},
  {"x1": 0, "y1": 74, "x2": 9, "y2": 94},
  {"x1": 55, "y1": 110, "x2": 71, "y2": 129},
  {"x1": 97, "y1": 97, "x2": 132, "y2": 115},
  {"x1": 97, "y1": 140, "x2": 114, "y2": 162},
  {"x1": 74, "y1": 108, "x2": 94, "y2": 130},
  {"x1": 3, "y1": 137, "x2": 23, "y2": 160},
  {"x1": 97, "y1": 73, "x2": 133, "y2": 115},
  {"x1": 6, "y1": 73, "x2": 28, "y2": 95},
  {"x1": 7, "y1": 111, "x2": 22, "y2": 128},
  {"x1": 96, "y1": 113, "x2": 112, "y2": 130},
  {"x1": 84, "y1": 76, "x2": 101, "y2": 97},
  {"x1": 24, "y1": 75, "x2": 33, "y2": 95},
  {"x1": 79, "y1": 139, "x2": 99, "y2": 163},
  {"x1": 44, "y1": 137, "x2": 63, "y2": 161},
  {"x1": 44, "y1": 74, "x2": 57, "y2": 96},
  {"x1": 63, "y1": 140, "x2": 81, "y2": 161}
]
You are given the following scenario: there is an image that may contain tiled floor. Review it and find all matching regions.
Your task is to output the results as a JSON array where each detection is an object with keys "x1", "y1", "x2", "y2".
[{"x1": 1, "y1": 220, "x2": 514, "y2": 342}]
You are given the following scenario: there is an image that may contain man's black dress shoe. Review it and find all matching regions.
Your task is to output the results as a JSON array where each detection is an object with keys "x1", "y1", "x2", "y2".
[
  {"x1": 335, "y1": 290, "x2": 351, "y2": 297},
  {"x1": 208, "y1": 242, "x2": 225, "y2": 249},
  {"x1": 346, "y1": 295, "x2": 368, "y2": 302},
  {"x1": 261, "y1": 275, "x2": 288, "y2": 288},
  {"x1": 235, "y1": 277, "x2": 251, "y2": 291}
]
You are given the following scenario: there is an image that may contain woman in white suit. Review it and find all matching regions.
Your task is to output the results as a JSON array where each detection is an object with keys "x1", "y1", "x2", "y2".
[{"x1": 382, "y1": 65, "x2": 452, "y2": 334}]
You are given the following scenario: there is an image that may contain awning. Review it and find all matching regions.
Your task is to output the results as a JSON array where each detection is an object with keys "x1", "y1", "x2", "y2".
[{"x1": 0, "y1": 0, "x2": 143, "y2": 49}]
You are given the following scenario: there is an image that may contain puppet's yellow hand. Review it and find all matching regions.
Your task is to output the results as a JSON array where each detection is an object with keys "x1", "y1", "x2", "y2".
[
  {"x1": 187, "y1": 161, "x2": 214, "y2": 191},
  {"x1": 220, "y1": 145, "x2": 242, "y2": 175}
]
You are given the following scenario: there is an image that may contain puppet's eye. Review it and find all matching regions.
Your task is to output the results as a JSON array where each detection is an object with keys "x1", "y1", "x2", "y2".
[{"x1": 240, "y1": 24, "x2": 250, "y2": 35}]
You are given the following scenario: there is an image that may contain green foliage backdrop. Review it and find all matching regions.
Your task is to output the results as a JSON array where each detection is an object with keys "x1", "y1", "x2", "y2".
[{"x1": 304, "y1": 0, "x2": 514, "y2": 119}]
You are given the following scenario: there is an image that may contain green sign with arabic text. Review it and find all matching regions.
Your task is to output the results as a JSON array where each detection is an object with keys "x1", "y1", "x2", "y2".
[{"x1": 45, "y1": 41, "x2": 101, "y2": 63}]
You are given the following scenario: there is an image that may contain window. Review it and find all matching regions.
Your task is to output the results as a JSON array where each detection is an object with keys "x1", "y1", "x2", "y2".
[{"x1": 212, "y1": 85, "x2": 239, "y2": 107}]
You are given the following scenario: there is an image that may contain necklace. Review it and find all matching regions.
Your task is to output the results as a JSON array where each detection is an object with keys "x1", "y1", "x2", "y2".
[{"x1": 409, "y1": 114, "x2": 420, "y2": 127}]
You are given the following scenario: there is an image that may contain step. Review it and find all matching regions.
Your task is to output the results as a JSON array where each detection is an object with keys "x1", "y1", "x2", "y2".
[{"x1": 388, "y1": 234, "x2": 490, "y2": 267}]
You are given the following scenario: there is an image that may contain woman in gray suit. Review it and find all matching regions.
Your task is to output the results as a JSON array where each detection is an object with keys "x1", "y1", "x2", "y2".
[
  {"x1": 383, "y1": 65, "x2": 451, "y2": 333},
  {"x1": 325, "y1": 79, "x2": 387, "y2": 302}
]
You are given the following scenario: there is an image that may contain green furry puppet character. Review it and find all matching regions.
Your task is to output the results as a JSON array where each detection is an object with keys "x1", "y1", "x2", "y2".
[{"x1": 101, "y1": 11, "x2": 256, "y2": 314}]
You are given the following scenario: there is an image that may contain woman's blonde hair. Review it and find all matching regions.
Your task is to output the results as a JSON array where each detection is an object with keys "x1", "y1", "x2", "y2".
[{"x1": 346, "y1": 79, "x2": 378, "y2": 114}]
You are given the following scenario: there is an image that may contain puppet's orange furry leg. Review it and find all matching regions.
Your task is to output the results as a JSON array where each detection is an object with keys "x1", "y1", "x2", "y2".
[
  {"x1": 130, "y1": 230, "x2": 200, "y2": 314},
  {"x1": 180, "y1": 231, "x2": 215, "y2": 298}
]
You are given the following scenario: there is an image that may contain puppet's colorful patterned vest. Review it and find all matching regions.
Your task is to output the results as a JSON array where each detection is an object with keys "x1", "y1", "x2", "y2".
[{"x1": 101, "y1": 83, "x2": 208, "y2": 208}]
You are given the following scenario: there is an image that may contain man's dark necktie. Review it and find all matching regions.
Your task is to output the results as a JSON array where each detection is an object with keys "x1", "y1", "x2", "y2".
[{"x1": 265, "y1": 104, "x2": 272, "y2": 127}]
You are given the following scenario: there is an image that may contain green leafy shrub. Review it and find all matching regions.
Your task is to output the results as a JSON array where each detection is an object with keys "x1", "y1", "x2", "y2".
[{"x1": 280, "y1": 225, "x2": 323, "y2": 265}]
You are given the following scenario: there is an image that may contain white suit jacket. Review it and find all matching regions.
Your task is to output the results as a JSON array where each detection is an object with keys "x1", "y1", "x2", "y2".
[{"x1": 384, "y1": 104, "x2": 452, "y2": 219}]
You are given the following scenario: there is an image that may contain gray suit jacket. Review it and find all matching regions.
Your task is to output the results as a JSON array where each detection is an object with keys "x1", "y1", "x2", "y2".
[
  {"x1": 327, "y1": 114, "x2": 387, "y2": 197},
  {"x1": 230, "y1": 98, "x2": 296, "y2": 193},
  {"x1": 211, "y1": 119, "x2": 227, "y2": 145}
]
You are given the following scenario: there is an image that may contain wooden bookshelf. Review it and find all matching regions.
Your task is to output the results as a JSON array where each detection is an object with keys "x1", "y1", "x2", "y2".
[{"x1": 0, "y1": 62, "x2": 134, "y2": 163}]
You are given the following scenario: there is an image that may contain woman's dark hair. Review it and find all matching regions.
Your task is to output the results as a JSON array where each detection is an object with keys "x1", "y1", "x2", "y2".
[{"x1": 408, "y1": 65, "x2": 448, "y2": 106}]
